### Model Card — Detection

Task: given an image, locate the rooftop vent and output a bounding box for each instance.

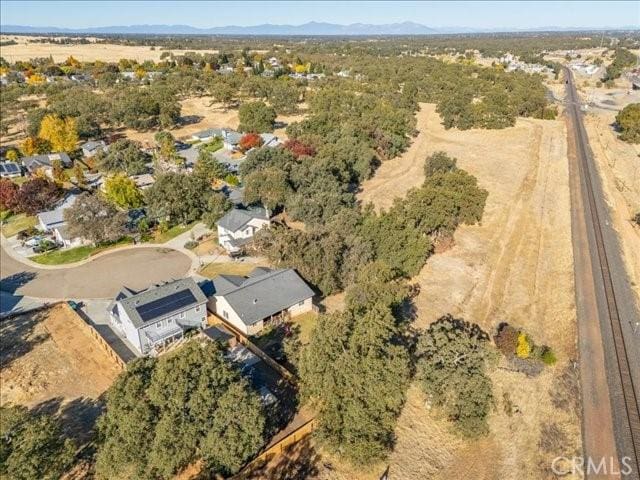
[253,298,258,304]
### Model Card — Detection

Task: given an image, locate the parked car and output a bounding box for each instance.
[33,239,59,254]
[24,236,45,247]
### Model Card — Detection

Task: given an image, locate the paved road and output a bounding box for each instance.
[566,68,640,479]
[1,246,191,299]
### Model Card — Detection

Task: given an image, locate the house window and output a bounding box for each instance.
[167,318,173,324]
[195,306,201,313]
[223,310,229,320]
[156,321,163,329]
[180,312,186,319]
[298,301,305,306]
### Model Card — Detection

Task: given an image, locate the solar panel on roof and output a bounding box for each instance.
[135,289,197,322]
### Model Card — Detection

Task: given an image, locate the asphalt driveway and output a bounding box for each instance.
[1,246,191,299]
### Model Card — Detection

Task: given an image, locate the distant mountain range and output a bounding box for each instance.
[1,21,638,36]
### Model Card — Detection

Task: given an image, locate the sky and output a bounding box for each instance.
[1,1,638,29]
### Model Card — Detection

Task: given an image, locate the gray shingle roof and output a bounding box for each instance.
[22,153,71,172]
[37,194,78,228]
[215,268,315,326]
[117,277,207,329]
[217,206,269,233]
[81,140,106,152]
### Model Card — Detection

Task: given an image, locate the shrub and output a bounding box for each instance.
[540,347,557,366]
[634,212,640,226]
[494,323,518,357]
[516,332,532,359]
[184,240,198,249]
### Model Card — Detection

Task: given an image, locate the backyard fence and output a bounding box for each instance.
[65,304,127,371]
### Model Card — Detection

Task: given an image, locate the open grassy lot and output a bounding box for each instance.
[199,260,267,278]
[293,311,318,345]
[1,213,37,238]
[152,223,197,244]
[31,238,133,265]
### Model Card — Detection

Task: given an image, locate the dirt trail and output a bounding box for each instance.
[358,105,580,479]
[357,104,430,210]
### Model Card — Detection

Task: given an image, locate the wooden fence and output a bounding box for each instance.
[206,309,296,384]
[230,417,318,479]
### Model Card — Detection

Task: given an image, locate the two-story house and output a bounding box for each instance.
[216,206,270,255]
[107,277,208,356]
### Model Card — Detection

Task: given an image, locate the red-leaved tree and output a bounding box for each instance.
[284,139,316,158]
[13,178,63,215]
[239,133,263,152]
[0,178,20,211]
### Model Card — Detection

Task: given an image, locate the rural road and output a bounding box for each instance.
[0,245,191,299]
[566,67,640,479]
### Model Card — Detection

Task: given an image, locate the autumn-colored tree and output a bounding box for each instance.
[238,133,263,152]
[73,162,86,187]
[38,115,79,153]
[26,73,46,85]
[51,159,69,184]
[284,139,316,158]
[516,333,532,359]
[135,66,146,80]
[5,150,19,162]
[12,178,62,215]
[20,137,51,156]
[0,178,19,211]
[103,173,144,209]
[64,55,81,68]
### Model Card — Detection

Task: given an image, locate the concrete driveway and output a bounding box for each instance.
[1,246,191,299]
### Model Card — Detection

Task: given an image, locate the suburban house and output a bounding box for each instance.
[0,162,22,178]
[81,140,107,157]
[22,152,72,176]
[36,194,84,247]
[108,277,208,356]
[191,128,243,151]
[216,206,270,254]
[209,267,315,335]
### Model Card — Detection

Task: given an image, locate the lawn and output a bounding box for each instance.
[152,222,197,244]
[199,138,223,153]
[31,238,133,265]
[1,213,37,238]
[293,311,319,345]
[199,261,261,278]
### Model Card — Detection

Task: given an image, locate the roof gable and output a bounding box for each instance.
[215,268,315,326]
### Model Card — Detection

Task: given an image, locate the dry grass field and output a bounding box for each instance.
[125,95,307,146]
[0,35,219,63]
[584,109,640,311]
[356,103,580,479]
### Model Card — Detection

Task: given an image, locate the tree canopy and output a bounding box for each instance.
[616,103,640,144]
[238,101,277,133]
[95,139,149,176]
[145,172,212,225]
[103,173,144,209]
[0,405,75,480]
[64,192,128,244]
[95,340,265,479]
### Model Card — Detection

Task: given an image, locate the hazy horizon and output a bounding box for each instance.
[1,1,638,31]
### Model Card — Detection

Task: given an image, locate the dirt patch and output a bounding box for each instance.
[583,110,640,310]
[0,304,120,406]
[357,104,578,479]
[0,304,121,441]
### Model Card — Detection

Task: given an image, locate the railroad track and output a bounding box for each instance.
[564,67,640,475]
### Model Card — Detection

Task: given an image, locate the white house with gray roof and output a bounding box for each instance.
[108,277,208,356]
[81,140,107,158]
[22,152,72,176]
[216,206,270,254]
[209,267,315,335]
[37,194,84,247]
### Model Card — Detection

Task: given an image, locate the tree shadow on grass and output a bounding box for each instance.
[0,308,49,370]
